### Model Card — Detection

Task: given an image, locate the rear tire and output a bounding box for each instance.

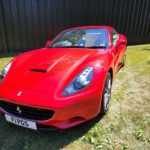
[122,49,127,67]
[100,72,112,115]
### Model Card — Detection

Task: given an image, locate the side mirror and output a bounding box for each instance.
[46,40,52,47]
[117,34,127,45]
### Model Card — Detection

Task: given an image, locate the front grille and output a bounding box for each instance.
[0,100,54,121]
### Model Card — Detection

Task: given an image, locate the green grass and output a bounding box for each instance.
[0,44,150,150]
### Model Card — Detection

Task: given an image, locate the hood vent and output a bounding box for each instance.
[29,68,47,73]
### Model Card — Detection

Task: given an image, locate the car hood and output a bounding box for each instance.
[3,47,106,92]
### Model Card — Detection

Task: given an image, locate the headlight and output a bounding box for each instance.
[0,61,12,82]
[62,66,94,96]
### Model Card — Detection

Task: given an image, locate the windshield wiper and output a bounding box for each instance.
[47,46,85,48]
[86,46,106,49]
[61,46,86,48]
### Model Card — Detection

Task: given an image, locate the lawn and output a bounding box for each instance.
[0,44,150,150]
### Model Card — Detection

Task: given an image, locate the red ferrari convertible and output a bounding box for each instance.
[0,26,127,130]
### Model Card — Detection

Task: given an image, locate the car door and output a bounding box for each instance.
[110,30,121,73]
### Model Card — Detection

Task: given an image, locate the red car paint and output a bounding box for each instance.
[0,26,127,129]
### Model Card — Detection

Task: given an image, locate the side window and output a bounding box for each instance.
[111,30,118,46]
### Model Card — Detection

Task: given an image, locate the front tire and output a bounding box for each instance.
[101,72,112,115]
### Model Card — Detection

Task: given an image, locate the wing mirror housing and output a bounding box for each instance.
[117,34,127,46]
[46,40,52,47]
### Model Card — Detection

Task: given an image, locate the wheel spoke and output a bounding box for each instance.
[108,79,111,89]
[104,76,111,111]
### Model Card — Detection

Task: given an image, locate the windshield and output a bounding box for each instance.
[48,28,108,48]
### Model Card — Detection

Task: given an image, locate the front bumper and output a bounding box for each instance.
[0,82,104,129]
